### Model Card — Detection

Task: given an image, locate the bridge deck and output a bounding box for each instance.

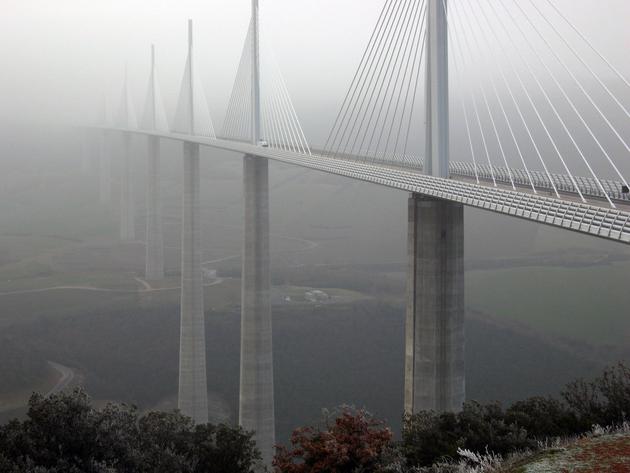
[104,128,630,245]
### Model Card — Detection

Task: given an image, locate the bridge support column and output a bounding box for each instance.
[99,131,111,204]
[404,194,465,414]
[81,130,94,176]
[178,142,208,424]
[145,136,164,280]
[120,133,135,241]
[240,155,275,467]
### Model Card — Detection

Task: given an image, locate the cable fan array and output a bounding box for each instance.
[324,0,429,167]
[447,0,630,207]
[171,21,216,138]
[323,0,630,207]
[221,16,310,155]
[141,46,169,133]
[111,1,630,208]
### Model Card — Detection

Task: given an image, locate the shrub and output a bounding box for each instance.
[562,363,630,429]
[273,408,393,473]
[402,402,533,468]
[401,411,460,467]
[0,388,260,473]
[459,402,532,455]
[505,397,579,439]
[593,363,630,426]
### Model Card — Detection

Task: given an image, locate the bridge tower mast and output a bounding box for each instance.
[251,0,261,145]
[240,0,276,467]
[405,0,465,414]
[425,0,449,178]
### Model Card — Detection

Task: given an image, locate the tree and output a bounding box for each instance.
[401,410,460,467]
[273,408,393,473]
[563,362,630,429]
[192,423,260,473]
[505,396,579,439]
[0,389,260,473]
[402,402,533,468]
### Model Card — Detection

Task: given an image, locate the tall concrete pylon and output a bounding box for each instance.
[179,141,208,424]
[142,45,169,280]
[174,20,215,424]
[116,66,138,241]
[405,0,465,414]
[97,96,112,205]
[119,133,135,241]
[80,130,94,177]
[239,0,276,467]
[404,194,465,413]
[98,132,112,205]
[145,134,164,280]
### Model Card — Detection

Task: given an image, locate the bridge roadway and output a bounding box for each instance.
[107,127,630,245]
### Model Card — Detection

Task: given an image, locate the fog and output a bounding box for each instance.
[1,0,629,136]
[1,0,630,444]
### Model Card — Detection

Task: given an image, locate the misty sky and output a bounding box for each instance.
[1,0,629,142]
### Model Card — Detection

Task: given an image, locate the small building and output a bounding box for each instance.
[305,290,330,303]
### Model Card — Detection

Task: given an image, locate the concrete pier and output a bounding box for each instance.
[178,142,208,424]
[239,155,275,466]
[81,130,95,176]
[99,131,111,204]
[120,133,135,241]
[145,136,164,280]
[404,194,465,414]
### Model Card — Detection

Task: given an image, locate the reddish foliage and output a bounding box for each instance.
[273,409,393,473]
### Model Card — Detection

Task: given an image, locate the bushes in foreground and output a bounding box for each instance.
[401,402,533,467]
[273,408,393,472]
[0,389,260,473]
[1,364,628,472]
[401,363,630,468]
[274,363,630,472]
[563,361,630,429]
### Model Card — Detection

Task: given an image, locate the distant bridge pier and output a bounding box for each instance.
[404,195,465,413]
[178,142,209,424]
[119,133,135,241]
[98,131,111,204]
[240,155,275,466]
[145,136,164,280]
[81,130,96,177]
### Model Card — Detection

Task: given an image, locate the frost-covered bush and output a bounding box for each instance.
[563,363,630,429]
[505,396,579,439]
[402,402,533,468]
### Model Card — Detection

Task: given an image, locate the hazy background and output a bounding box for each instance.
[1,0,629,134]
[1,0,630,444]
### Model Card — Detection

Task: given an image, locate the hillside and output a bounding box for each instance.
[507,430,630,472]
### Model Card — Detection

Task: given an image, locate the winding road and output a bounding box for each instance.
[46,361,76,396]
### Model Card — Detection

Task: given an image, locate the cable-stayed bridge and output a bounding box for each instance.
[83,0,630,466]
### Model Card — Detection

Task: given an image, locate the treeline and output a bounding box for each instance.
[0,390,260,473]
[274,363,630,471]
[1,364,628,472]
